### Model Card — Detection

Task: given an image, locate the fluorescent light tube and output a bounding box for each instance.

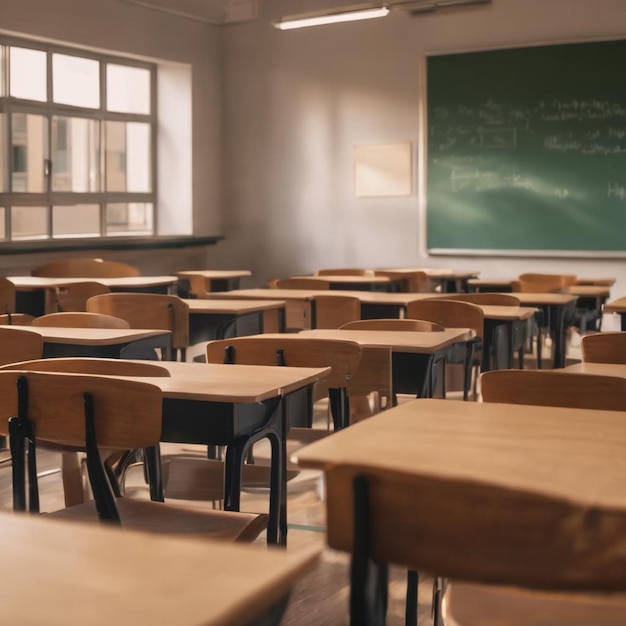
[274,6,390,30]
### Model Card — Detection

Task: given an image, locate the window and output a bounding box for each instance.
[0,37,156,240]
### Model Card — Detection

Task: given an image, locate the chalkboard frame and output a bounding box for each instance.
[426,38,626,257]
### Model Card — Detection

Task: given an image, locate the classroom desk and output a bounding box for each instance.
[379,268,480,293]
[177,269,252,295]
[297,328,472,399]
[294,398,626,621]
[291,274,399,292]
[129,360,329,545]
[499,293,578,368]
[8,275,178,316]
[184,299,286,343]
[564,362,626,378]
[601,299,626,330]
[3,325,172,360]
[0,512,319,626]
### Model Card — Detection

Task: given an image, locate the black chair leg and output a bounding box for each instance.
[405,569,418,626]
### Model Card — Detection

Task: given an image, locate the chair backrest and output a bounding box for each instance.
[0,277,16,314]
[513,273,577,293]
[0,357,170,377]
[316,269,373,276]
[184,274,210,298]
[406,299,484,339]
[54,282,110,312]
[273,278,330,289]
[313,295,361,329]
[206,336,362,388]
[86,293,189,349]
[0,328,43,366]
[435,293,521,306]
[32,312,130,329]
[340,318,445,332]
[481,369,626,411]
[31,258,139,278]
[581,332,626,364]
[0,371,162,444]
[373,271,429,293]
[0,313,35,326]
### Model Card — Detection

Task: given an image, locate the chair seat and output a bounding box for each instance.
[50,497,269,542]
[157,456,300,500]
[443,582,626,626]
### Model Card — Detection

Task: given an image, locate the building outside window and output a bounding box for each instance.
[0,37,156,241]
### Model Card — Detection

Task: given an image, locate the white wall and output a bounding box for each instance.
[218,0,626,298]
[1,0,221,237]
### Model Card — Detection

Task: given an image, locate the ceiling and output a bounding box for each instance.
[117,0,259,24]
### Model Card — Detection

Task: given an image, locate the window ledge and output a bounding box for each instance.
[0,235,223,255]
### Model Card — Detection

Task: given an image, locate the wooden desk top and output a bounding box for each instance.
[469,277,616,288]
[8,276,178,289]
[503,292,577,305]
[127,360,330,402]
[565,285,612,297]
[6,359,330,403]
[603,299,626,314]
[384,268,480,279]
[294,398,626,590]
[3,325,171,346]
[297,328,472,353]
[177,270,252,279]
[0,512,318,626]
[478,304,537,321]
[184,298,286,314]
[292,275,393,285]
[564,362,626,377]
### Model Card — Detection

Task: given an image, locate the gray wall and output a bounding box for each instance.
[218,0,626,298]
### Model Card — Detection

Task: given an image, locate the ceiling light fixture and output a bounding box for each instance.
[273,5,390,30]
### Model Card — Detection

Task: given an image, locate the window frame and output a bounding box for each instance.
[0,34,157,241]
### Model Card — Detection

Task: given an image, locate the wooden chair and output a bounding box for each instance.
[31,258,139,278]
[0,327,43,366]
[444,368,626,626]
[0,370,268,543]
[316,268,373,276]
[86,293,189,360]
[207,336,362,432]
[32,312,130,329]
[406,299,483,400]
[313,295,361,329]
[373,271,429,293]
[341,319,445,332]
[514,273,577,292]
[0,357,170,506]
[581,332,626,364]
[53,281,110,312]
[273,277,330,289]
[0,277,16,314]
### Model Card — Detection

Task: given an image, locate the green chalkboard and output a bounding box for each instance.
[427,40,626,253]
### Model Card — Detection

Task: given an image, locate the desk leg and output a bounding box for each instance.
[329,388,349,430]
[350,475,389,626]
[621,313,626,331]
[223,397,286,545]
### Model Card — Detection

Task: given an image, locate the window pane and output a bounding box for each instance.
[51,117,99,192]
[11,206,48,240]
[0,113,6,192]
[0,46,6,97]
[11,113,48,193]
[53,204,100,238]
[53,54,99,108]
[106,202,153,236]
[10,47,47,102]
[107,64,150,114]
[0,207,5,240]
[105,121,151,192]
